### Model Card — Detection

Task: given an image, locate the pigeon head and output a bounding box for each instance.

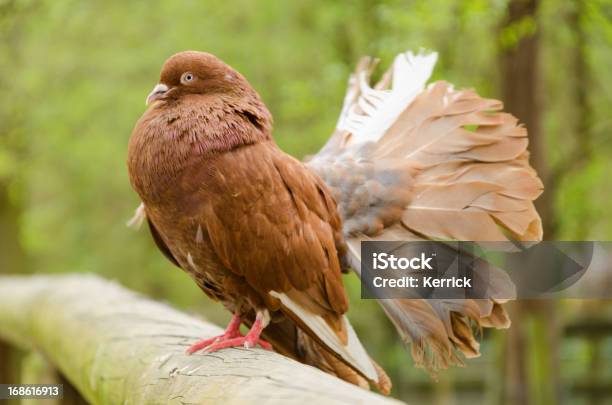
[146,51,256,106]
[131,51,273,172]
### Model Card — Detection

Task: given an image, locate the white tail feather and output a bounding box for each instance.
[269,290,378,382]
[127,202,146,229]
[338,50,438,144]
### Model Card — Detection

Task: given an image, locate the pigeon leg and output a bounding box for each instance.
[200,310,273,353]
[186,313,243,354]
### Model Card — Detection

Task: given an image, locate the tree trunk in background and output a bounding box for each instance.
[570,0,592,240]
[499,0,560,404]
[0,1,29,278]
[0,184,27,274]
[0,3,32,398]
[0,183,27,399]
[500,0,547,211]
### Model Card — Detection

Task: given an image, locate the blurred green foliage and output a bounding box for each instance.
[1,0,612,403]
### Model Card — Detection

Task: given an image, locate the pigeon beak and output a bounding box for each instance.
[146,83,169,106]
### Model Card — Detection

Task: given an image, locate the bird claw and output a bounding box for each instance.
[187,311,273,354]
[196,336,273,354]
[186,331,241,354]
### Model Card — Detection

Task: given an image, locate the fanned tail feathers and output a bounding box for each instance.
[310,50,542,373]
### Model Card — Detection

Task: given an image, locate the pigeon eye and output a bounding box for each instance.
[181,72,195,84]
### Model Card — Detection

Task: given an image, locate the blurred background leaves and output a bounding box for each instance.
[1,0,611,403]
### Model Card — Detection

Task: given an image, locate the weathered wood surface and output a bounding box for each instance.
[0,274,403,405]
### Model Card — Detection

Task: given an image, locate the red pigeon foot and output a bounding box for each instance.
[187,312,273,354]
[201,334,273,353]
[203,312,272,352]
[186,313,242,354]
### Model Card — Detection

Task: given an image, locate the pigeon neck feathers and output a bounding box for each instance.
[128,90,272,205]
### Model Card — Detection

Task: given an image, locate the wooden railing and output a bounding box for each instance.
[0,274,402,405]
